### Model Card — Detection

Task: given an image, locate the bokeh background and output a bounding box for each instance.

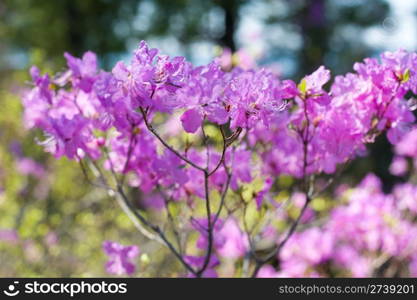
[0,0,416,276]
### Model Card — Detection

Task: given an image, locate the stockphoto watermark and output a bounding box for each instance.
[2,280,127,297]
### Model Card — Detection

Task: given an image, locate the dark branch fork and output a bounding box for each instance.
[251,99,313,277]
[137,106,241,276]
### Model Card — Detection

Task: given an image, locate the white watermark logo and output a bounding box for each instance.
[3,281,20,297]
[3,281,127,297]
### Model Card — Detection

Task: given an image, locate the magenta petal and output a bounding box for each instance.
[81,51,97,76]
[112,61,129,81]
[102,241,139,276]
[181,108,202,133]
[313,93,331,105]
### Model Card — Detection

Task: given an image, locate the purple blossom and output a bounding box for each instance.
[389,156,408,176]
[16,158,46,178]
[216,218,249,259]
[0,229,19,244]
[181,108,202,133]
[299,66,331,105]
[64,51,98,92]
[184,255,220,278]
[102,241,139,276]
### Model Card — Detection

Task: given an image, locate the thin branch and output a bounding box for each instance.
[213,160,231,226]
[207,125,227,176]
[251,195,311,277]
[120,131,136,186]
[251,100,313,277]
[139,107,206,172]
[84,153,197,276]
[196,124,239,276]
[196,121,213,277]
[196,169,212,277]
[158,185,183,254]
[116,185,197,275]
[138,108,242,277]
[78,158,111,190]
[201,123,210,169]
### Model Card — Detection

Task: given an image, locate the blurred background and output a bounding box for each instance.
[0,0,416,276]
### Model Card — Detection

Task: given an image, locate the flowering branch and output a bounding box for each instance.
[22,41,417,277]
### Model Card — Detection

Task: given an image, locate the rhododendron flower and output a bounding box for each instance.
[191,217,225,250]
[64,51,98,92]
[178,62,229,133]
[255,177,273,209]
[298,66,331,105]
[102,241,139,276]
[395,127,417,157]
[192,217,248,260]
[389,156,408,176]
[112,41,190,112]
[180,108,202,133]
[380,49,417,95]
[393,184,417,215]
[225,68,291,129]
[230,148,252,190]
[216,218,249,259]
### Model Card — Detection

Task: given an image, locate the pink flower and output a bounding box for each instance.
[0,229,19,245]
[16,158,46,178]
[389,156,408,176]
[300,66,331,105]
[102,241,139,276]
[64,51,98,92]
[395,127,417,157]
[216,218,249,259]
[181,108,202,133]
[257,265,279,278]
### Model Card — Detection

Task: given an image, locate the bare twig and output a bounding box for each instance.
[139,107,206,172]
[139,107,242,277]
[196,169,212,277]
[251,100,313,277]
[82,153,197,275]
[213,160,231,226]
[120,131,136,186]
[197,125,238,276]
[207,126,228,176]
[158,185,183,254]
[251,196,311,277]
[115,184,196,275]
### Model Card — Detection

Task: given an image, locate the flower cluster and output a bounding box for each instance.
[253,50,417,178]
[22,41,295,195]
[23,42,417,184]
[259,174,417,277]
[22,41,417,277]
